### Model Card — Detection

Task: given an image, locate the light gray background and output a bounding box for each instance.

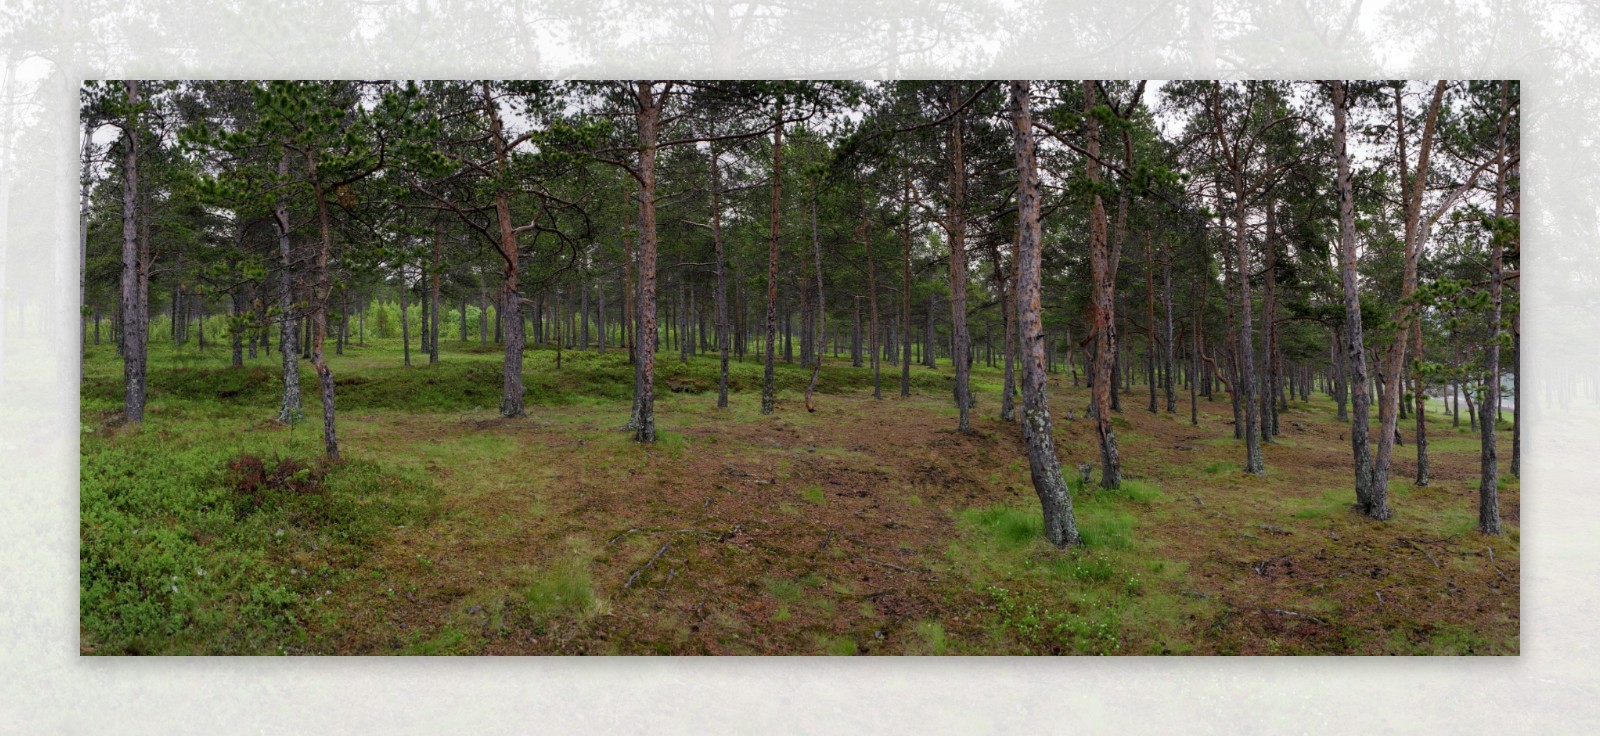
[3,0,1596,732]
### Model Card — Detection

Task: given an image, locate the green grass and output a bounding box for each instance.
[799,484,826,505]
[522,554,602,620]
[946,477,1201,655]
[816,634,858,655]
[1290,489,1352,519]
[910,620,949,655]
[958,506,1043,548]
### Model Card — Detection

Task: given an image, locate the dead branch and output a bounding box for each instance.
[624,542,672,589]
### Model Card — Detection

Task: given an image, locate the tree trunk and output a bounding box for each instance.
[1479,81,1512,536]
[80,122,92,367]
[307,158,341,460]
[1334,80,1383,518]
[761,102,783,416]
[400,265,412,367]
[273,151,302,424]
[1084,80,1121,489]
[865,210,882,401]
[804,188,826,412]
[1414,317,1429,486]
[712,147,730,409]
[989,228,1017,422]
[901,178,913,398]
[1376,81,1446,510]
[631,82,664,440]
[1163,243,1177,413]
[946,85,971,431]
[1010,80,1080,547]
[429,222,442,364]
[119,80,149,424]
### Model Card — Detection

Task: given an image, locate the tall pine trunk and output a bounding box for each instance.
[761,102,783,416]
[946,85,972,431]
[1334,80,1383,519]
[1084,80,1121,489]
[119,80,149,424]
[1010,80,1080,547]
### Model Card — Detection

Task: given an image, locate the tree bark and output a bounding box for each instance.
[712,146,730,409]
[1010,80,1080,547]
[900,178,913,398]
[946,84,972,431]
[1479,81,1512,536]
[1333,80,1383,518]
[1376,81,1446,508]
[119,80,149,424]
[429,221,442,364]
[632,82,662,440]
[273,151,303,424]
[761,100,783,416]
[1084,80,1121,488]
[804,187,826,412]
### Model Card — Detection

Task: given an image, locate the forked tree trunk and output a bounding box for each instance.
[1376,81,1446,509]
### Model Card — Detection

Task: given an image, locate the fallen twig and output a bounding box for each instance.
[1487,547,1510,582]
[609,527,717,546]
[607,528,641,546]
[1407,539,1441,569]
[1262,608,1328,626]
[1255,524,1291,535]
[813,530,834,558]
[862,557,915,574]
[624,542,672,589]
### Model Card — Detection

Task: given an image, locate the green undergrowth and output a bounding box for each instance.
[79,421,441,654]
[81,340,977,416]
[948,477,1201,654]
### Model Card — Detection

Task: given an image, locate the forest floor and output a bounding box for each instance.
[79,337,1519,655]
